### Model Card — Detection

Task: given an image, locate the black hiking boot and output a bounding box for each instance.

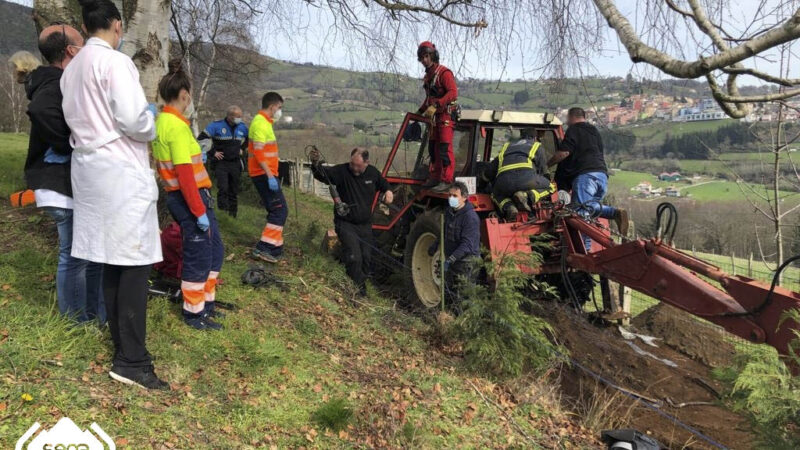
[204,302,225,319]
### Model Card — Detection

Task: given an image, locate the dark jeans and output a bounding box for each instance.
[42,206,105,323]
[571,171,616,251]
[165,190,224,282]
[446,258,479,310]
[215,160,241,216]
[103,264,153,368]
[335,220,373,287]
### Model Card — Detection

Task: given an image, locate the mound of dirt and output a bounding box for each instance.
[540,303,758,450]
[632,304,737,368]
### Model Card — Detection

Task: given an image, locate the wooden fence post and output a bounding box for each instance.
[748,253,753,277]
[730,252,736,276]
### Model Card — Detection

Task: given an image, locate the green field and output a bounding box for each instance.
[608,169,800,205]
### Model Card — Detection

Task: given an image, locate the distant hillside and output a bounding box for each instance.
[0,0,775,142]
[0,0,37,56]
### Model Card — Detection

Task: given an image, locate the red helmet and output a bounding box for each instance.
[417,41,438,60]
[419,41,436,50]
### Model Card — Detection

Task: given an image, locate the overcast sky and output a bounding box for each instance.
[10,0,792,83]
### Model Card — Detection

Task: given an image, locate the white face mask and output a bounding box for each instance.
[273,108,282,121]
[232,117,243,125]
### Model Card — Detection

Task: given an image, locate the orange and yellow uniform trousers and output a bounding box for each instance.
[248,111,287,257]
[153,106,224,314]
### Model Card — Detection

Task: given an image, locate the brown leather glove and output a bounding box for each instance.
[423,105,437,119]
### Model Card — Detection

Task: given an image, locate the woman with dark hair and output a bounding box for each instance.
[61,0,167,389]
[152,60,225,331]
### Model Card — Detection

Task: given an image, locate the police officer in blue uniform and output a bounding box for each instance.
[198,106,248,217]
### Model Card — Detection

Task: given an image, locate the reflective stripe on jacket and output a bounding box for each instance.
[497,140,541,175]
[152,106,212,192]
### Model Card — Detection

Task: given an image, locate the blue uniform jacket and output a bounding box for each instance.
[198,119,248,161]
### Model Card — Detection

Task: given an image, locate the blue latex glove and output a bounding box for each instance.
[268,176,280,191]
[202,151,208,163]
[147,103,158,118]
[43,147,70,164]
[197,213,210,232]
[443,260,451,273]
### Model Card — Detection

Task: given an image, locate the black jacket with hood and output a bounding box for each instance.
[24,65,72,197]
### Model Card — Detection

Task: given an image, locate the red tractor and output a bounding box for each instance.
[370,109,800,366]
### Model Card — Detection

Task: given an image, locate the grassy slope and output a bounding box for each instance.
[0,133,594,448]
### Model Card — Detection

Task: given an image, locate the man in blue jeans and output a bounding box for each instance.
[549,107,629,252]
[23,24,104,323]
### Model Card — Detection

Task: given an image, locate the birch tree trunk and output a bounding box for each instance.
[32,0,170,102]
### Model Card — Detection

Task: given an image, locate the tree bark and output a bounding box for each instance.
[774,106,785,285]
[32,0,169,102]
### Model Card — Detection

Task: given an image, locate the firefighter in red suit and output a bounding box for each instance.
[416,41,458,192]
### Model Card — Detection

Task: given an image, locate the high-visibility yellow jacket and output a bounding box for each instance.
[248,111,279,177]
[153,105,211,192]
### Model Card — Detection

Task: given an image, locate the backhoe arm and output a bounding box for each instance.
[562,216,800,363]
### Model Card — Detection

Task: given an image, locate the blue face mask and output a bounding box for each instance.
[115,37,124,52]
[448,196,459,208]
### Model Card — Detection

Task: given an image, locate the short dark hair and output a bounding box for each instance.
[38,26,72,65]
[350,147,369,161]
[262,92,283,109]
[450,181,469,198]
[78,0,121,34]
[158,59,191,103]
[567,107,586,119]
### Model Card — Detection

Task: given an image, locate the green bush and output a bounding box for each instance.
[455,251,562,378]
[718,309,800,445]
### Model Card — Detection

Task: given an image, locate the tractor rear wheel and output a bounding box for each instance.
[404,210,444,309]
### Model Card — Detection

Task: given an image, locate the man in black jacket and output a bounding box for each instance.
[549,107,628,251]
[24,24,104,324]
[309,148,394,296]
[429,181,481,306]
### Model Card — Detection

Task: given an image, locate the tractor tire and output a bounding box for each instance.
[541,272,593,306]
[404,209,445,309]
[372,229,399,284]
